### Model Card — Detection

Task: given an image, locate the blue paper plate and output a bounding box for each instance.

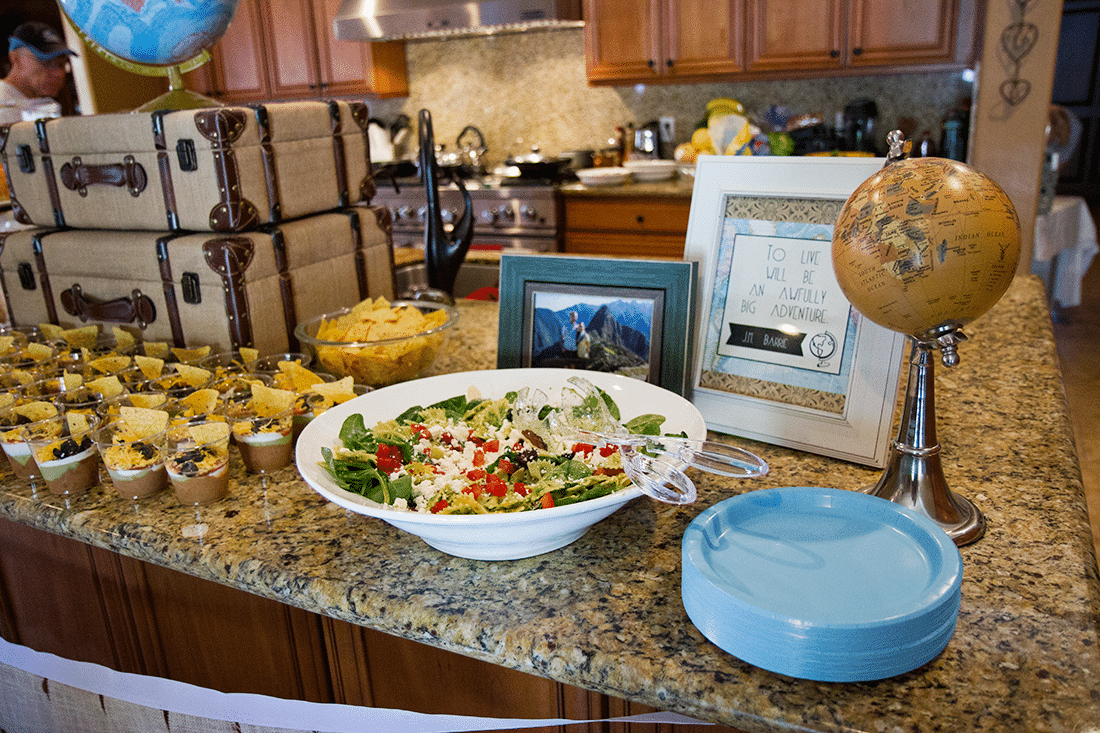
[682,487,963,682]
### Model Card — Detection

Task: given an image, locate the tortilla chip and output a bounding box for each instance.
[277,361,325,392]
[172,345,210,363]
[0,336,14,354]
[111,327,137,350]
[0,394,15,410]
[134,355,164,380]
[250,383,297,417]
[178,388,218,416]
[129,393,168,409]
[90,355,130,374]
[309,376,357,404]
[60,372,83,390]
[15,401,57,422]
[62,325,99,348]
[142,341,170,359]
[120,406,169,439]
[239,347,259,365]
[87,375,125,399]
[173,363,212,387]
[65,412,92,435]
[38,323,64,340]
[190,421,230,445]
[24,342,53,362]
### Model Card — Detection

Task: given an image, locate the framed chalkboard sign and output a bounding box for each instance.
[684,156,907,467]
[497,254,698,397]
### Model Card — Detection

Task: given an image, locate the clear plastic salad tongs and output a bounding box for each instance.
[512,377,769,505]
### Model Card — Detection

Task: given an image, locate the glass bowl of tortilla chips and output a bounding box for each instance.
[294,298,458,388]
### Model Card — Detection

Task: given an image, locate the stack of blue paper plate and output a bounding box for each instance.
[681,487,963,682]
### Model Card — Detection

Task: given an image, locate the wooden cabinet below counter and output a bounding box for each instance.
[563,194,692,259]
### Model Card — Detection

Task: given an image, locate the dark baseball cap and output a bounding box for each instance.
[9,21,78,61]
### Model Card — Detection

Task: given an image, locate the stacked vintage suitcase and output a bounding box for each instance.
[0,100,396,355]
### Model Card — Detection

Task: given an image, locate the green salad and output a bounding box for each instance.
[320,386,667,514]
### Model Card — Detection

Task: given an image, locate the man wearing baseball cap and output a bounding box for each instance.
[1,21,78,125]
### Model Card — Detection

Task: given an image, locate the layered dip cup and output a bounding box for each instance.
[95,419,169,501]
[165,420,232,505]
[22,413,102,496]
[227,405,295,475]
[0,400,58,485]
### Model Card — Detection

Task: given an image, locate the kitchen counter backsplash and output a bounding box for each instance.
[367,28,973,167]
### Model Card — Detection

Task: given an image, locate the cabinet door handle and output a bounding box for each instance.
[647,59,655,68]
[852,47,863,56]
[636,215,645,224]
[830,49,839,58]
[666,58,673,68]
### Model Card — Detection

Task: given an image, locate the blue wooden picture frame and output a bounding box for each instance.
[497,254,699,397]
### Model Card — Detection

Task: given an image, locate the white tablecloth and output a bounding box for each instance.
[1031,195,1098,308]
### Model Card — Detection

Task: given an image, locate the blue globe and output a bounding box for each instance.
[60,0,239,67]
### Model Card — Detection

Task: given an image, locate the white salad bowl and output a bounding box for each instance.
[295,368,707,560]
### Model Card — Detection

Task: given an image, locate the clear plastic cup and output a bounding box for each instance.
[22,413,102,496]
[164,420,231,505]
[95,421,168,501]
[226,406,294,476]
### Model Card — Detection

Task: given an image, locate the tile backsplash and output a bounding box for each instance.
[367,28,973,165]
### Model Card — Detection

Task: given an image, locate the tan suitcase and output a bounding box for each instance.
[0,206,395,355]
[0,100,376,232]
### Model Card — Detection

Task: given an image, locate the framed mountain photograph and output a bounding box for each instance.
[497,254,698,396]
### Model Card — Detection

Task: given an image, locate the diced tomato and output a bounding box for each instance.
[375,443,404,473]
[485,474,507,497]
[482,439,500,453]
[440,431,455,447]
[571,443,595,455]
[411,423,431,441]
[463,482,484,498]
[465,468,486,481]
[430,499,448,513]
[472,448,486,467]
[540,493,555,509]
[599,445,618,458]
[514,482,528,496]
[498,458,516,475]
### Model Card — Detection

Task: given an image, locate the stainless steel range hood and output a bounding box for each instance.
[333,0,583,42]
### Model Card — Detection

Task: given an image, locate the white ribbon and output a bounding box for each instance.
[0,635,711,731]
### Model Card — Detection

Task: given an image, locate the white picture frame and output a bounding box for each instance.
[684,156,907,467]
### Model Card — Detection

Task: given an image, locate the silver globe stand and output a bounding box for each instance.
[863,328,985,546]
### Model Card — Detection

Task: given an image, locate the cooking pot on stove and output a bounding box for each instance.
[506,145,571,179]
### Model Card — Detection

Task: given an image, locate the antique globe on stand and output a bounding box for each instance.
[58,0,240,111]
[831,132,1021,545]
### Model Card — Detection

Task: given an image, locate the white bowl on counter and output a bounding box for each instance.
[624,159,679,181]
[575,167,632,186]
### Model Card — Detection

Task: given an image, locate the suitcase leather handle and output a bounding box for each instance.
[60,284,156,329]
[59,156,148,197]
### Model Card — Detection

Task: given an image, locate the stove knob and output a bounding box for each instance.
[479,209,498,224]
[416,206,427,223]
[441,208,457,224]
[396,205,414,222]
[498,205,516,222]
[520,205,539,222]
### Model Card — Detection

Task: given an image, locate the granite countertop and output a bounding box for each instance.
[1,276,1097,732]
[559,176,695,198]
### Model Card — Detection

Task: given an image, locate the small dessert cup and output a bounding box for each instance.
[22,413,102,497]
[165,420,232,505]
[226,406,294,478]
[52,387,105,416]
[0,404,48,484]
[247,352,313,381]
[198,350,258,379]
[95,421,169,501]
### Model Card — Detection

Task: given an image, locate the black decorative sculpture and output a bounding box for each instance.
[418,109,473,296]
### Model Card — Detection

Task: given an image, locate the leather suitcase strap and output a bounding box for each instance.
[203,236,255,349]
[58,156,147,198]
[0,232,13,325]
[251,106,282,223]
[341,208,369,300]
[194,109,260,232]
[327,101,350,208]
[60,284,156,328]
[263,226,299,351]
[33,120,65,228]
[156,234,189,346]
[345,101,376,204]
[152,110,182,231]
[30,232,58,323]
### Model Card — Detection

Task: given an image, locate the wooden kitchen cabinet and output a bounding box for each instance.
[563,195,692,258]
[585,0,976,84]
[746,0,964,73]
[584,0,743,84]
[186,0,408,103]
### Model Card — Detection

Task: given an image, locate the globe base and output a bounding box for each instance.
[135,88,223,113]
[861,335,985,546]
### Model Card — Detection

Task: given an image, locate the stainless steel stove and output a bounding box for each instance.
[373,178,560,297]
